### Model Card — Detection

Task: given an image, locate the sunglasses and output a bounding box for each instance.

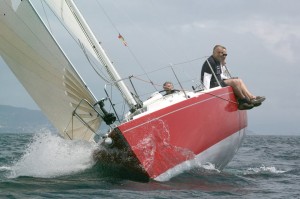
[222,54,228,56]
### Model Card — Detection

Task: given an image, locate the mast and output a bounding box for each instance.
[64,0,138,110]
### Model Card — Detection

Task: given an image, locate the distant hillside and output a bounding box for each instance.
[0,105,54,133]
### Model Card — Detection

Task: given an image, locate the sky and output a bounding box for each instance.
[1,0,300,135]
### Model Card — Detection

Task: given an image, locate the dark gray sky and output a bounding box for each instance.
[1,0,299,135]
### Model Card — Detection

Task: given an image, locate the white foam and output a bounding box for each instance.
[0,166,12,171]
[245,165,286,175]
[155,159,220,182]
[8,132,97,178]
[201,162,221,172]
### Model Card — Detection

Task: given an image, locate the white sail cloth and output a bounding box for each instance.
[0,0,101,141]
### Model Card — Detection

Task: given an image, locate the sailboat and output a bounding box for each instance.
[0,0,247,181]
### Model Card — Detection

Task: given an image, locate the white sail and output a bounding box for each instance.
[44,0,139,110]
[44,0,100,66]
[0,0,101,141]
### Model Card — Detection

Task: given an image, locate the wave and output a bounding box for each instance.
[244,165,287,175]
[7,131,97,178]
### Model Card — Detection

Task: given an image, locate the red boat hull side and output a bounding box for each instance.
[115,87,247,179]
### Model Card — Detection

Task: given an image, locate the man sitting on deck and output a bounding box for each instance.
[201,45,265,110]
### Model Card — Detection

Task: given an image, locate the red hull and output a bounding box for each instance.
[94,87,247,180]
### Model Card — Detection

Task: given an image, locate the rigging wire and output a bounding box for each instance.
[128,55,206,94]
[94,0,158,90]
[39,0,52,33]
[86,1,206,93]
[133,56,207,78]
[148,1,197,69]
[78,41,111,83]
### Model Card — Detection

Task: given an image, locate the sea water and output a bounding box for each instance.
[0,132,299,198]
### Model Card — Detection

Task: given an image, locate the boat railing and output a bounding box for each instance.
[72,99,102,134]
[99,57,210,123]
[72,56,223,131]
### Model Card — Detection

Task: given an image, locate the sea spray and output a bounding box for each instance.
[9,131,97,178]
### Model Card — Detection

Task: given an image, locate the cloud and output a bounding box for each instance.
[235,17,300,63]
[176,14,300,65]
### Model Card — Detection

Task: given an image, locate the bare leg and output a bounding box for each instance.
[224,78,265,109]
[239,79,255,100]
[223,79,245,99]
[224,78,255,100]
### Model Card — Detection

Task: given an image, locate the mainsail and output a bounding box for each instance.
[0,0,101,141]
